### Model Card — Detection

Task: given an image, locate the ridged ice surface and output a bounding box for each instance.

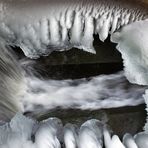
[64,124,78,148]
[0,0,147,58]
[0,113,148,148]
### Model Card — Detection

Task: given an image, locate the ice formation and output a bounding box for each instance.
[103,129,125,148]
[35,117,63,148]
[123,134,138,148]
[78,120,104,148]
[0,113,36,148]
[0,0,148,148]
[0,0,147,58]
[111,20,148,85]
[64,124,78,148]
[1,113,148,148]
[0,113,63,148]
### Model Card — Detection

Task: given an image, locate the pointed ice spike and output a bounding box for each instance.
[99,15,111,42]
[81,16,94,52]
[78,119,103,148]
[70,12,83,45]
[123,133,138,148]
[64,124,78,148]
[134,132,148,148]
[111,15,119,33]
[111,135,126,148]
[103,128,125,148]
[49,17,61,44]
[35,117,63,148]
[103,128,112,148]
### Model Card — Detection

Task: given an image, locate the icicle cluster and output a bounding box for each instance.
[0,113,148,148]
[0,1,146,58]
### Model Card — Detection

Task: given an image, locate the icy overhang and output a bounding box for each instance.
[0,0,147,58]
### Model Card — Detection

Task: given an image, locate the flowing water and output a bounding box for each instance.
[21,71,146,114]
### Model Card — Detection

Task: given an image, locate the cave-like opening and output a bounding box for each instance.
[9,34,147,138]
[11,35,123,79]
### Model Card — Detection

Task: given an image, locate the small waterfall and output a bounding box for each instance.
[0,43,24,121]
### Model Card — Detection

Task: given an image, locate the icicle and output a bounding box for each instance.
[124,13,131,25]
[95,15,104,36]
[81,16,96,54]
[111,19,148,85]
[66,10,74,29]
[49,17,61,44]
[70,11,83,46]
[78,119,103,148]
[103,128,125,148]
[103,128,112,148]
[111,135,125,148]
[35,118,63,148]
[95,18,100,34]
[99,14,111,42]
[123,133,138,148]
[60,12,68,43]
[40,18,50,45]
[111,15,119,33]
[32,22,43,50]
[134,132,148,148]
[64,124,78,148]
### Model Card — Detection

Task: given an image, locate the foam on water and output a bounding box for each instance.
[20,71,146,113]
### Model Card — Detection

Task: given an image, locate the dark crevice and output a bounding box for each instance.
[11,35,123,79]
